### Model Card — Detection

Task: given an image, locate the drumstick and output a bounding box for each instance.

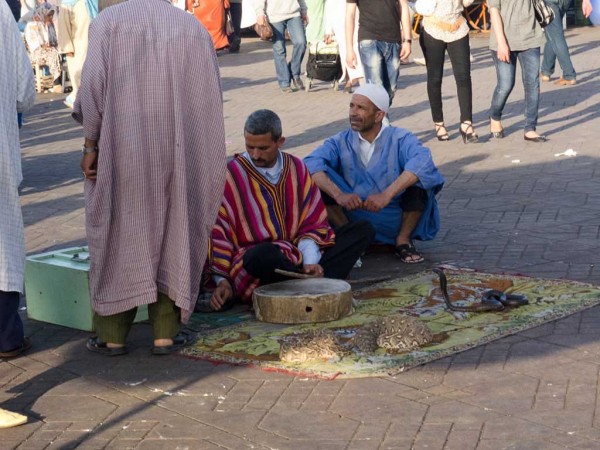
[274,268,315,279]
[274,269,390,285]
[346,275,392,285]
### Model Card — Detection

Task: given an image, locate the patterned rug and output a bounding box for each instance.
[182,269,600,379]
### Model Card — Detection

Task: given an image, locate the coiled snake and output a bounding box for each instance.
[433,268,528,312]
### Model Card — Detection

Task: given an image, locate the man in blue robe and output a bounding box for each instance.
[304,84,444,263]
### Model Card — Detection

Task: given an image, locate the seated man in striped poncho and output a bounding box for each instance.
[203,110,375,312]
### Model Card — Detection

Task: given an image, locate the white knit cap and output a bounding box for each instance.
[353,83,390,113]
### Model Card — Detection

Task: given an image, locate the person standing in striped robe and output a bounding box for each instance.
[73,0,226,356]
[205,110,374,312]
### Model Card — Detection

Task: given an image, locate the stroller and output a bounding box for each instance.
[305,41,343,91]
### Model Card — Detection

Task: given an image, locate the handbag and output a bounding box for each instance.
[532,0,555,27]
[423,15,465,33]
[414,0,436,17]
[225,11,234,36]
[254,22,273,41]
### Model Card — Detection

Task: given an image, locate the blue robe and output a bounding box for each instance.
[304,127,445,245]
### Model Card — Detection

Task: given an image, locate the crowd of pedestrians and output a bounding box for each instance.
[257,0,593,142]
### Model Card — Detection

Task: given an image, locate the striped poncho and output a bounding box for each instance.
[209,153,335,302]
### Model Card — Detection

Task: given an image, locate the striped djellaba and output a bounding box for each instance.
[209,154,335,301]
[72,0,226,322]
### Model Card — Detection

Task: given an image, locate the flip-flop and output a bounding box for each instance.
[86,336,128,356]
[151,330,196,356]
[394,243,425,264]
[0,337,32,359]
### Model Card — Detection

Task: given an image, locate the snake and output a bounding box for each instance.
[433,268,528,312]
[279,315,435,361]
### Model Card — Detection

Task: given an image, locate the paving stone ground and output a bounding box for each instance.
[2,26,600,449]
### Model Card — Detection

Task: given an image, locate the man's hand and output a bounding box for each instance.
[400,41,411,60]
[497,41,510,63]
[301,11,309,25]
[346,49,357,69]
[257,14,267,26]
[363,191,392,212]
[80,151,98,180]
[336,192,363,210]
[302,264,324,277]
[210,279,233,311]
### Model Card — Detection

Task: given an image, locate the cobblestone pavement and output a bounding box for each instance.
[2,27,600,449]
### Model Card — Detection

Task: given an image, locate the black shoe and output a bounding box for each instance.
[229,36,241,53]
[86,336,128,356]
[460,122,479,144]
[292,77,305,91]
[151,330,196,355]
[0,337,32,359]
[524,134,548,142]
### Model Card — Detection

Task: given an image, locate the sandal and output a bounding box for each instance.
[394,243,425,264]
[434,123,449,141]
[0,337,31,359]
[151,329,196,356]
[460,122,479,144]
[86,336,128,356]
[489,118,504,139]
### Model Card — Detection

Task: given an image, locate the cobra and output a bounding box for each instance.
[433,268,528,313]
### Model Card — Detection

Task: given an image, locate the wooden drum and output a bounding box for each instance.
[252,278,353,324]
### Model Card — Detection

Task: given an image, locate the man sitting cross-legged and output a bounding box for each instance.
[203,110,375,312]
[304,84,444,264]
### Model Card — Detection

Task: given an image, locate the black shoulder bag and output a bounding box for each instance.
[532,0,555,28]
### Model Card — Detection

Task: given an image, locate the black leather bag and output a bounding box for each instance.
[306,42,342,82]
[532,0,555,28]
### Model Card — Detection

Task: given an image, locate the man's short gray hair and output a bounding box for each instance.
[244,109,282,141]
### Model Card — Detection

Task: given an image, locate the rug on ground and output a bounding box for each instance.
[182,269,600,379]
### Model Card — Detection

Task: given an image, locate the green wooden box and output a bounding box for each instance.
[25,247,148,331]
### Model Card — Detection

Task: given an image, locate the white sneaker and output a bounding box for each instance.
[413,57,426,66]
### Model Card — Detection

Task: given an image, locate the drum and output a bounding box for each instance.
[252,278,353,324]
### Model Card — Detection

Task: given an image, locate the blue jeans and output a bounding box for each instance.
[541,1,576,80]
[0,291,24,352]
[358,40,400,103]
[490,48,541,133]
[271,16,307,88]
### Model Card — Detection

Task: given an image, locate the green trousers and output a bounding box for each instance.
[93,293,181,344]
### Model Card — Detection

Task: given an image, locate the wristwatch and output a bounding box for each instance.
[402,38,412,44]
[81,145,98,154]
